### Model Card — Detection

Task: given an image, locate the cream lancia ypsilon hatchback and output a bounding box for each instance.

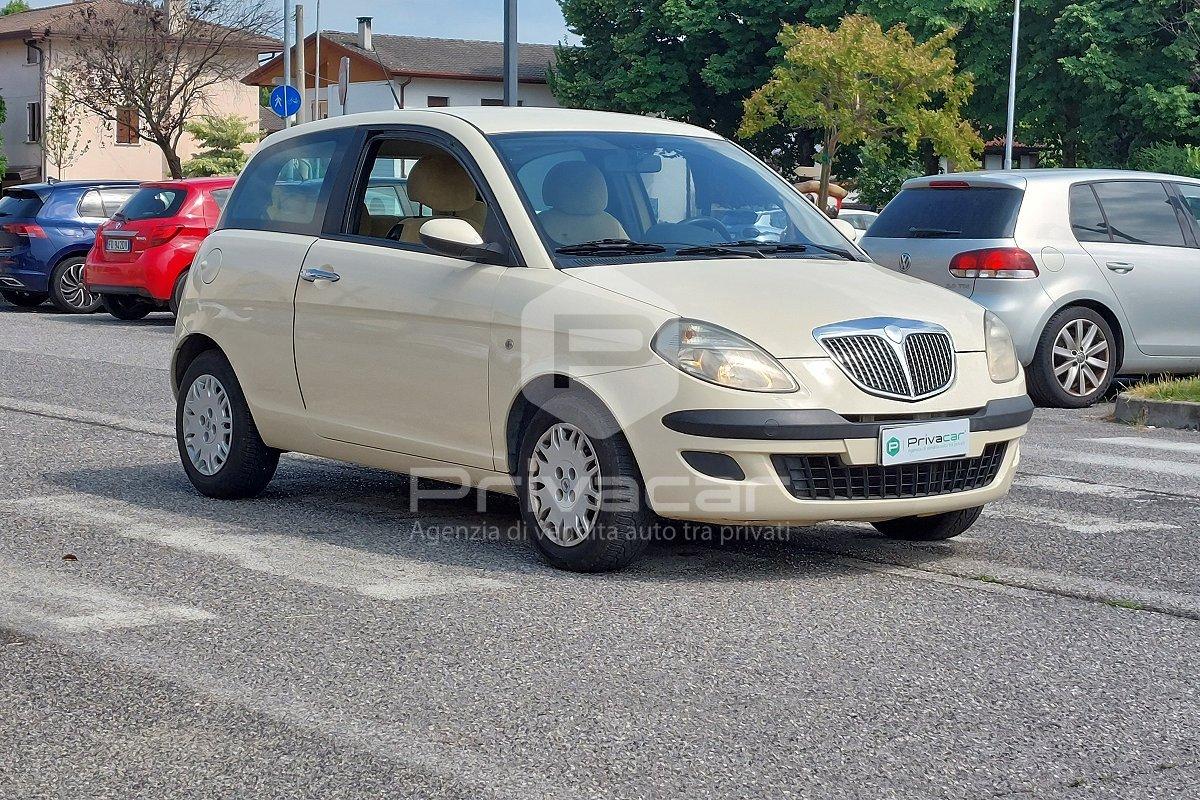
[172,108,1033,572]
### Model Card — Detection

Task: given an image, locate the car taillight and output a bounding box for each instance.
[146,224,182,247]
[2,222,47,238]
[949,247,1039,279]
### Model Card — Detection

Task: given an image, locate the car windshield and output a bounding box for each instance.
[116,187,188,221]
[489,131,862,264]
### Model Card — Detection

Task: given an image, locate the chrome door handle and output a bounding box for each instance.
[1105,261,1134,273]
[300,267,340,283]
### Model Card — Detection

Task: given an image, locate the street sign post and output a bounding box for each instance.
[338,56,350,114]
[270,84,303,119]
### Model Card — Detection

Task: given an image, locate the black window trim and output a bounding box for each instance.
[1167,180,1200,245]
[320,124,526,267]
[1073,178,1198,249]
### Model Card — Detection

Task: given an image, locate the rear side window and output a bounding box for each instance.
[0,190,44,219]
[118,188,187,220]
[77,189,107,218]
[1091,181,1186,247]
[1069,184,1110,242]
[868,187,1024,239]
[221,129,352,235]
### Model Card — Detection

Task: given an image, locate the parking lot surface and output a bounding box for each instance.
[1,305,1198,799]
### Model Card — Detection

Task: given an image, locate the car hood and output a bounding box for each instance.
[566,258,987,358]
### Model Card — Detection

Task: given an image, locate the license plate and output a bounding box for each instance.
[105,238,131,252]
[880,418,970,466]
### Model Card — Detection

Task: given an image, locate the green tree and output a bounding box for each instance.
[181,115,257,176]
[854,141,922,208]
[1127,142,1200,178]
[43,72,91,179]
[1,1,30,15]
[740,15,981,211]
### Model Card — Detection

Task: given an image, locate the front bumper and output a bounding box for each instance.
[584,359,1030,525]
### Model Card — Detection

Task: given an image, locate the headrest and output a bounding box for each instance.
[543,162,608,215]
[407,154,477,212]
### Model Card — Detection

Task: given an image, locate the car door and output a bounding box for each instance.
[1077,180,1200,356]
[292,131,508,468]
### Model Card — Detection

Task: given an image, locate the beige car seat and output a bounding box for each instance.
[538,162,627,245]
[395,154,487,243]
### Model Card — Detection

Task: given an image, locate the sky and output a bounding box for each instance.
[31,0,573,45]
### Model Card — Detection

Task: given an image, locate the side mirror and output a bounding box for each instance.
[830,218,857,242]
[418,218,504,263]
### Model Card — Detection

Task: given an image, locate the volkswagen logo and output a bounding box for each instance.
[898,253,911,272]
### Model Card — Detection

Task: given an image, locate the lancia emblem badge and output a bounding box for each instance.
[884,325,906,343]
[898,253,911,272]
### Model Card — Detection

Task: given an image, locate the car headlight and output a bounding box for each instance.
[984,310,1020,383]
[652,319,799,392]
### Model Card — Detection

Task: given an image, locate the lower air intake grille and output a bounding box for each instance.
[773,443,1007,501]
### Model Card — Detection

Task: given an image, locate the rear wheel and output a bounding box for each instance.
[873,506,983,541]
[176,350,279,498]
[1027,306,1116,408]
[517,394,653,572]
[0,290,47,308]
[49,257,101,313]
[102,295,155,320]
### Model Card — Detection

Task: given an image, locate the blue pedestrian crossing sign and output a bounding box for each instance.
[269,85,302,118]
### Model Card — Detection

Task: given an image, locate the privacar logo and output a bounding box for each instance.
[886,437,901,457]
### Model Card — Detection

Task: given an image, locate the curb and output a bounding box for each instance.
[1114,393,1200,431]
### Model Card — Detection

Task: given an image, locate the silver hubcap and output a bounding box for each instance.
[527,423,602,547]
[182,375,233,476]
[60,261,93,309]
[1052,318,1110,397]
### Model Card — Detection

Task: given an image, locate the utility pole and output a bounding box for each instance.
[313,0,321,120]
[282,0,292,128]
[294,4,306,124]
[502,0,518,106]
[1003,0,1020,170]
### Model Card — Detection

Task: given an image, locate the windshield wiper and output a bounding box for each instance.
[555,238,667,255]
[908,227,961,238]
[677,240,856,261]
[673,242,769,258]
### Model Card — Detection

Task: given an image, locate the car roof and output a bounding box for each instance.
[262,107,723,145]
[18,180,141,192]
[139,177,237,189]
[903,168,1200,191]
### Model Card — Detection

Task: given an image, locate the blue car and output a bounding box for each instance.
[0,180,139,312]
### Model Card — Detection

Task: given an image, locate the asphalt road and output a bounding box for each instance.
[1,303,1198,800]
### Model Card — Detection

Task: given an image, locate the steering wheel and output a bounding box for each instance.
[680,215,732,241]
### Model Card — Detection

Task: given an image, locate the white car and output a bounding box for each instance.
[838,209,879,241]
[172,108,1032,572]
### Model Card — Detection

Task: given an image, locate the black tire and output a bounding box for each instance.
[176,350,280,499]
[170,270,188,315]
[0,289,47,308]
[516,393,654,572]
[1027,306,1117,408]
[873,505,983,541]
[102,295,155,321]
[48,256,101,313]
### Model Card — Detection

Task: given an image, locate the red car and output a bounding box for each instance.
[85,177,234,319]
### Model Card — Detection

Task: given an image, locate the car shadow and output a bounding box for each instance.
[53,312,176,329]
[37,454,954,584]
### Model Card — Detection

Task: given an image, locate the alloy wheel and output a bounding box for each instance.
[182,374,234,476]
[527,423,602,547]
[1052,318,1110,397]
[59,260,95,310]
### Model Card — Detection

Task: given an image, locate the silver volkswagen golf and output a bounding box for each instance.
[861,170,1200,407]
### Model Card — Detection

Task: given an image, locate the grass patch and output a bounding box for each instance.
[1103,598,1147,611]
[1125,376,1200,403]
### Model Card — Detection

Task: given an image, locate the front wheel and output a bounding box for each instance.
[170,270,189,315]
[0,289,48,308]
[49,257,101,313]
[177,350,279,498]
[1027,307,1116,408]
[517,395,653,572]
[102,295,155,320]
[872,506,983,541]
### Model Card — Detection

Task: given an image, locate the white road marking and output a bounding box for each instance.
[1027,448,1200,480]
[0,560,214,633]
[7,494,515,602]
[1086,436,1200,456]
[988,501,1179,534]
[1014,474,1155,501]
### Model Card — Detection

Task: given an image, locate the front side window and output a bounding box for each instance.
[1091,181,1186,247]
[117,188,187,220]
[1173,183,1200,229]
[346,137,489,248]
[116,107,139,144]
[1069,184,1110,242]
[491,131,861,264]
[221,129,351,235]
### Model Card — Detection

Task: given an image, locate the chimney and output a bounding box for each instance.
[357,16,372,50]
[164,0,187,33]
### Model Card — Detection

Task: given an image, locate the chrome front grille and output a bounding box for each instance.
[814,318,956,401]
